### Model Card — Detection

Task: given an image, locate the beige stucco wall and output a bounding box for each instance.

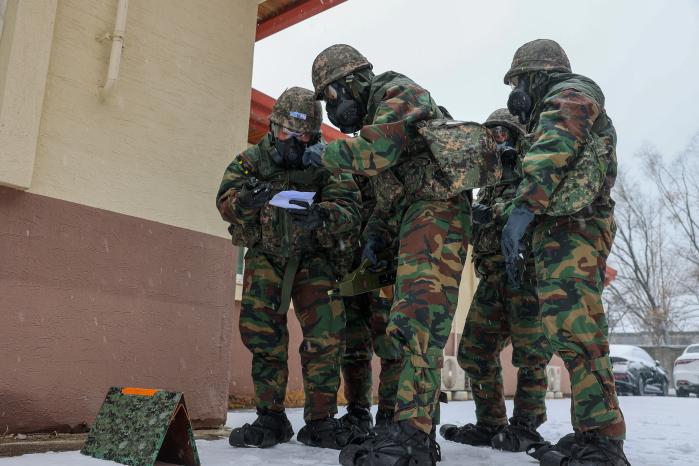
[0,0,57,190]
[1,0,258,237]
[0,0,6,34]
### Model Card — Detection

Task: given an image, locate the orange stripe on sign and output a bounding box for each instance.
[122,387,159,397]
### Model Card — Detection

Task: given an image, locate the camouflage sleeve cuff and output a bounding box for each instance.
[217,189,258,225]
[512,194,542,215]
[497,198,539,222]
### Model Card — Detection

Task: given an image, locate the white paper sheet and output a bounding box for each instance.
[268,190,316,210]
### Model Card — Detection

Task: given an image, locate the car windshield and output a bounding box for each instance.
[635,348,655,365]
[687,345,699,354]
[610,345,636,359]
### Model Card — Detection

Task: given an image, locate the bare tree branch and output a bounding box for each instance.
[606,174,699,344]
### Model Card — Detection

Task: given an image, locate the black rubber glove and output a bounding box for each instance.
[361,235,387,270]
[302,142,326,168]
[472,203,493,225]
[288,200,327,230]
[237,179,273,210]
[501,206,535,287]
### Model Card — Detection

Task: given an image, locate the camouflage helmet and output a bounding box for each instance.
[484,108,525,136]
[311,44,372,99]
[504,39,571,84]
[269,87,322,134]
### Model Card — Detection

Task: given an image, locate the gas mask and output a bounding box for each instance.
[272,137,306,168]
[270,124,318,168]
[507,75,532,125]
[324,81,365,134]
[489,125,518,169]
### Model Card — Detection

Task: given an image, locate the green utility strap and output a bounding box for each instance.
[278,255,301,315]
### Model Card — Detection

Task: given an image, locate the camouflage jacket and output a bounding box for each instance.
[353,174,376,231]
[514,73,617,217]
[322,71,449,241]
[351,174,400,261]
[216,134,361,266]
[473,157,532,275]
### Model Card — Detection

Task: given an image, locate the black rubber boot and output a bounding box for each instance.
[555,433,577,456]
[297,417,362,450]
[373,408,394,435]
[228,409,293,448]
[567,433,630,466]
[491,416,545,452]
[528,432,577,461]
[439,422,504,447]
[340,404,374,436]
[339,421,436,466]
[531,432,630,466]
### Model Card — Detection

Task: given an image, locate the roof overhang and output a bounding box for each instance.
[249,0,348,143]
[256,0,347,41]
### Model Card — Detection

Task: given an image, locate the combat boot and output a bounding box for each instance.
[228,409,293,448]
[340,404,374,436]
[528,432,577,460]
[554,432,577,457]
[339,421,436,466]
[373,408,394,435]
[439,422,504,447]
[297,417,362,450]
[491,416,545,452]
[531,432,630,466]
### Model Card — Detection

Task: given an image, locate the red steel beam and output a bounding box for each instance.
[256,0,348,42]
[249,89,275,128]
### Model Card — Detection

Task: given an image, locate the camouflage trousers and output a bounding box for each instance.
[239,250,345,422]
[457,258,552,427]
[342,290,402,412]
[388,198,470,434]
[532,213,625,439]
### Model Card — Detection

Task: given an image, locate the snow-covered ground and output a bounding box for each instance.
[1,397,696,465]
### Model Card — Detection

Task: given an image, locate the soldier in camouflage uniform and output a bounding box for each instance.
[305,44,470,466]
[216,87,363,450]
[499,40,629,465]
[340,175,402,436]
[440,109,553,453]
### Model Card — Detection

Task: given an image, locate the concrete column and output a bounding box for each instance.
[0,0,58,189]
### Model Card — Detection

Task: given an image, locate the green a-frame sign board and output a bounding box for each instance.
[81,387,200,466]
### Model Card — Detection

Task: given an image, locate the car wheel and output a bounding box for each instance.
[659,381,668,396]
[677,388,689,397]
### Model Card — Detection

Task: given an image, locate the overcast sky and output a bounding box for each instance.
[252,0,699,175]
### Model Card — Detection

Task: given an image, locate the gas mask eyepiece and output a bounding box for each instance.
[270,124,312,168]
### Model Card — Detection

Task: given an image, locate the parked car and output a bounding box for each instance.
[610,344,669,396]
[673,343,699,397]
